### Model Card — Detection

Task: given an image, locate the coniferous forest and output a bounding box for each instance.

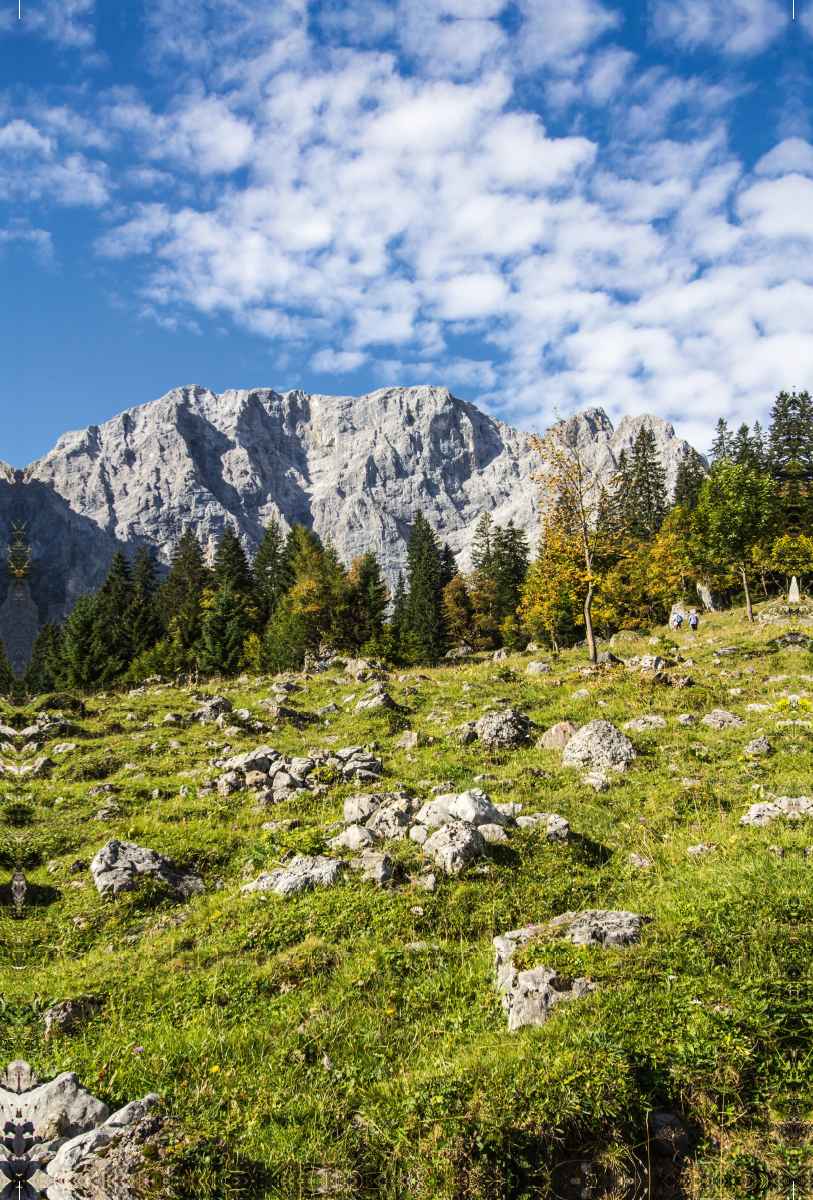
[10,389,813,692]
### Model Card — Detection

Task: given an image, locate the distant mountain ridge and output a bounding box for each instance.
[0,384,705,669]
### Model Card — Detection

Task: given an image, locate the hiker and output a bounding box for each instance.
[672,612,683,631]
[689,612,699,631]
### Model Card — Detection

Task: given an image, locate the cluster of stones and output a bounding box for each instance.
[0,1059,161,1200]
[208,742,382,803]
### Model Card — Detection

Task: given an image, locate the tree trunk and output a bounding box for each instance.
[584,583,597,663]
[742,567,753,623]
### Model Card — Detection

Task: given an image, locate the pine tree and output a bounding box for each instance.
[200,584,245,676]
[628,427,668,539]
[0,635,15,695]
[213,527,254,595]
[673,449,705,511]
[752,421,766,471]
[768,389,813,533]
[59,594,99,687]
[253,516,287,615]
[710,418,732,464]
[158,527,212,649]
[22,621,62,695]
[89,551,135,681]
[471,513,496,575]
[492,520,530,619]
[403,509,447,662]
[129,545,161,658]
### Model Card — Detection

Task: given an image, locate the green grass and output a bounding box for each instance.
[2,609,811,1197]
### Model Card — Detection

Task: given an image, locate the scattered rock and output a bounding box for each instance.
[677,714,696,726]
[493,928,593,1031]
[537,720,581,750]
[740,795,813,826]
[51,742,77,754]
[686,843,718,856]
[597,651,622,666]
[629,854,652,868]
[423,822,485,873]
[43,998,102,1040]
[396,730,422,750]
[90,841,205,900]
[572,689,590,701]
[745,735,772,756]
[473,708,531,748]
[623,715,667,733]
[348,849,392,884]
[550,909,651,947]
[525,661,551,675]
[701,709,745,730]
[329,824,377,852]
[561,721,636,773]
[241,854,346,897]
[515,813,570,840]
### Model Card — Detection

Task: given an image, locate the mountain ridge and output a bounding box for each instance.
[0,383,704,668]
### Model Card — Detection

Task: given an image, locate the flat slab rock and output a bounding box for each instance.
[561,720,636,772]
[90,841,205,900]
[623,715,667,733]
[741,796,813,826]
[241,854,347,897]
[0,1058,160,1200]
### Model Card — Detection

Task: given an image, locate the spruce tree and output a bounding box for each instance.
[22,621,62,695]
[129,545,161,658]
[282,524,324,585]
[439,543,457,588]
[609,448,635,532]
[89,551,135,680]
[200,584,245,676]
[213,527,254,595]
[710,418,732,464]
[492,520,530,619]
[390,573,407,638]
[403,509,447,662]
[673,449,705,511]
[628,427,668,539]
[253,516,287,615]
[0,635,15,696]
[356,550,389,643]
[768,389,813,533]
[59,594,99,687]
[471,513,496,575]
[158,527,212,649]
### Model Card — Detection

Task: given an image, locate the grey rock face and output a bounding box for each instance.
[90,840,205,900]
[5,386,704,637]
[561,720,636,772]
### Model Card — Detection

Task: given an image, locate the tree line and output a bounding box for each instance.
[521,390,813,661]
[19,510,532,691]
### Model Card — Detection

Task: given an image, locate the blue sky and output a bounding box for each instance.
[0,0,810,464]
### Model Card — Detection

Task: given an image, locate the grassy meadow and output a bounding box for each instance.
[1,605,809,1198]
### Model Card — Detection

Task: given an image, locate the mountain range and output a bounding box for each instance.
[0,384,704,670]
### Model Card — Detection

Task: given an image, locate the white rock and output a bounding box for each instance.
[478,823,509,844]
[423,822,485,873]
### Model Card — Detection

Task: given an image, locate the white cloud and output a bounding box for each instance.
[650,0,788,56]
[754,137,813,178]
[0,0,96,48]
[311,347,367,372]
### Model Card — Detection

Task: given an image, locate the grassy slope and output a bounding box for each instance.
[1,608,808,1198]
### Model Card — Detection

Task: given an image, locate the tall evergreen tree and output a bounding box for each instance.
[609,449,635,532]
[439,543,457,588]
[390,572,407,637]
[710,418,732,464]
[471,513,496,575]
[59,594,99,687]
[89,551,135,680]
[129,545,161,657]
[282,524,324,585]
[673,449,706,512]
[0,635,15,695]
[213,527,254,595]
[22,621,62,695]
[628,427,669,539]
[768,389,813,533]
[403,509,447,662]
[492,520,530,619]
[253,516,287,615]
[200,584,245,676]
[158,527,212,649]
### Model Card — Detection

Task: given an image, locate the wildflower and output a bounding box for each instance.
[134,1047,144,1054]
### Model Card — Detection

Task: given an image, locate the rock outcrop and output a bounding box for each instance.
[2,386,704,643]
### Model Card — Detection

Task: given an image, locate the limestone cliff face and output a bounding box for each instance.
[6,384,703,642]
